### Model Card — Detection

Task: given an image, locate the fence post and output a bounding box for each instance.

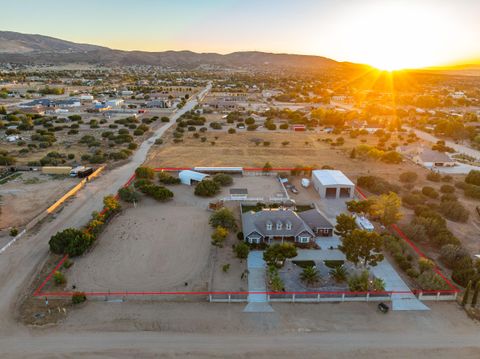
[317,294,320,302]
[342,293,345,302]
[228,294,231,303]
[292,294,296,303]
[267,294,270,301]
[209,294,212,302]
[366,293,370,302]
[418,291,423,300]
[454,292,458,300]
[436,292,440,301]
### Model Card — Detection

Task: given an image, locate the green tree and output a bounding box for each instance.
[209,208,237,231]
[462,280,472,306]
[212,173,233,186]
[234,242,250,260]
[300,265,319,285]
[339,229,384,267]
[370,192,402,225]
[135,166,155,179]
[329,265,347,282]
[118,187,140,203]
[262,162,272,173]
[334,213,357,238]
[194,179,220,197]
[49,228,93,257]
[263,243,297,267]
[471,281,480,307]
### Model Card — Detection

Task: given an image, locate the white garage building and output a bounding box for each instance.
[311,170,355,199]
[178,170,209,185]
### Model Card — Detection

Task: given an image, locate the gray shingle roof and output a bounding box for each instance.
[241,208,316,238]
[298,209,334,230]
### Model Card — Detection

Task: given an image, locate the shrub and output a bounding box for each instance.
[135,166,155,179]
[417,270,450,290]
[357,175,400,195]
[402,193,426,206]
[426,172,442,182]
[422,186,438,199]
[439,200,469,222]
[403,223,428,243]
[234,242,250,259]
[440,244,470,268]
[53,271,66,286]
[139,183,174,201]
[431,230,460,247]
[236,231,244,241]
[72,292,87,304]
[49,228,93,257]
[194,179,220,197]
[406,268,420,278]
[452,267,477,287]
[418,258,435,273]
[440,193,458,202]
[154,138,163,145]
[399,171,418,183]
[211,226,229,247]
[212,173,233,186]
[463,184,480,199]
[228,128,236,134]
[118,187,140,203]
[209,208,237,231]
[440,184,455,194]
[9,227,18,237]
[158,172,181,185]
[465,170,480,186]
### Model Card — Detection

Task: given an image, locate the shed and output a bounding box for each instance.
[179,170,209,185]
[311,170,355,199]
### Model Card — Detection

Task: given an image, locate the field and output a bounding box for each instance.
[0,171,77,230]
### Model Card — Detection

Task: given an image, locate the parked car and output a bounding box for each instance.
[377,302,389,313]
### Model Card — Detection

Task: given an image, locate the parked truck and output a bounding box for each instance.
[77,167,94,178]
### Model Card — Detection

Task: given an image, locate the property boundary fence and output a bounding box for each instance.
[31,167,460,300]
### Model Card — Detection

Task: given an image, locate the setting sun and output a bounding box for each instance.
[315,2,478,70]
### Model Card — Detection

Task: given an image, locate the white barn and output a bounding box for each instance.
[179,170,209,185]
[311,170,355,199]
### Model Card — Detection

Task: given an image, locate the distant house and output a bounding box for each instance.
[241,207,333,244]
[413,149,455,168]
[398,145,455,168]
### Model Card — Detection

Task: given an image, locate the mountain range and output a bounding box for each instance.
[0,31,357,70]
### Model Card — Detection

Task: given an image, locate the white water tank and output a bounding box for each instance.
[301,178,310,188]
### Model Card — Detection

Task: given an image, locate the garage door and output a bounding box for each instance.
[325,187,337,198]
[339,188,351,198]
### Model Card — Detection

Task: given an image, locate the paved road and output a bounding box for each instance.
[0,84,210,336]
[406,126,480,160]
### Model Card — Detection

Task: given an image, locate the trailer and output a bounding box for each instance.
[77,167,94,178]
[42,166,72,175]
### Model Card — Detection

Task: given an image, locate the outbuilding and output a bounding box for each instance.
[178,170,209,186]
[311,170,355,199]
[229,188,248,200]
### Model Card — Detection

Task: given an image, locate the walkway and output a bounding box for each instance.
[370,260,429,311]
[244,251,273,312]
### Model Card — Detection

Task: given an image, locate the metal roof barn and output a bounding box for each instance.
[178,170,210,185]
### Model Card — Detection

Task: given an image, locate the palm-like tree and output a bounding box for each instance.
[329,265,347,283]
[300,266,319,285]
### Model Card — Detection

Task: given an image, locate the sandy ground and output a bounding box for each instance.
[4,301,479,358]
[69,188,214,292]
[0,172,78,230]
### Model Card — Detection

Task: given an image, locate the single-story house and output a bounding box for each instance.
[241,207,333,244]
[311,170,355,199]
[412,149,455,168]
[179,170,209,185]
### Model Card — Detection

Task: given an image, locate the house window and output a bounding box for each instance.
[276,222,282,230]
[266,223,272,230]
[298,237,310,243]
[286,223,292,230]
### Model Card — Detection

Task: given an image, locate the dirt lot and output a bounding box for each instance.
[0,171,78,229]
[69,187,214,293]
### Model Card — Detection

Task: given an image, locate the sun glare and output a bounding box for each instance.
[326,2,458,71]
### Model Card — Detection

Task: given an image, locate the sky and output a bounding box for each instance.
[2,0,480,70]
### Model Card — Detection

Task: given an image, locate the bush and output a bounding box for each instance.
[440,244,470,268]
[439,200,469,222]
[440,193,458,202]
[357,175,400,195]
[139,183,174,201]
[49,228,93,257]
[406,268,420,278]
[417,270,450,290]
[211,226,229,247]
[234,242,250,259]
[209,208,237,231]
[72,292,87,304]
[135,166,155,179]
[452,267,476,287]
[212,173,233,186]
[194,179,220,197]
[9,227,18,237]
[418,258,435,273]
[440,184,455,194]
[399,171,418,183]
[426,172,442,182]
[463,183,480,199]
[402,193,426,206]
[53,271,66,286]
[158,171,180,185]
[465,170,480,186]
[422,186,438,199]
[236,231,244,240]
[118,187,140,203]
[228,128,236,134]
[403,223,428,243]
